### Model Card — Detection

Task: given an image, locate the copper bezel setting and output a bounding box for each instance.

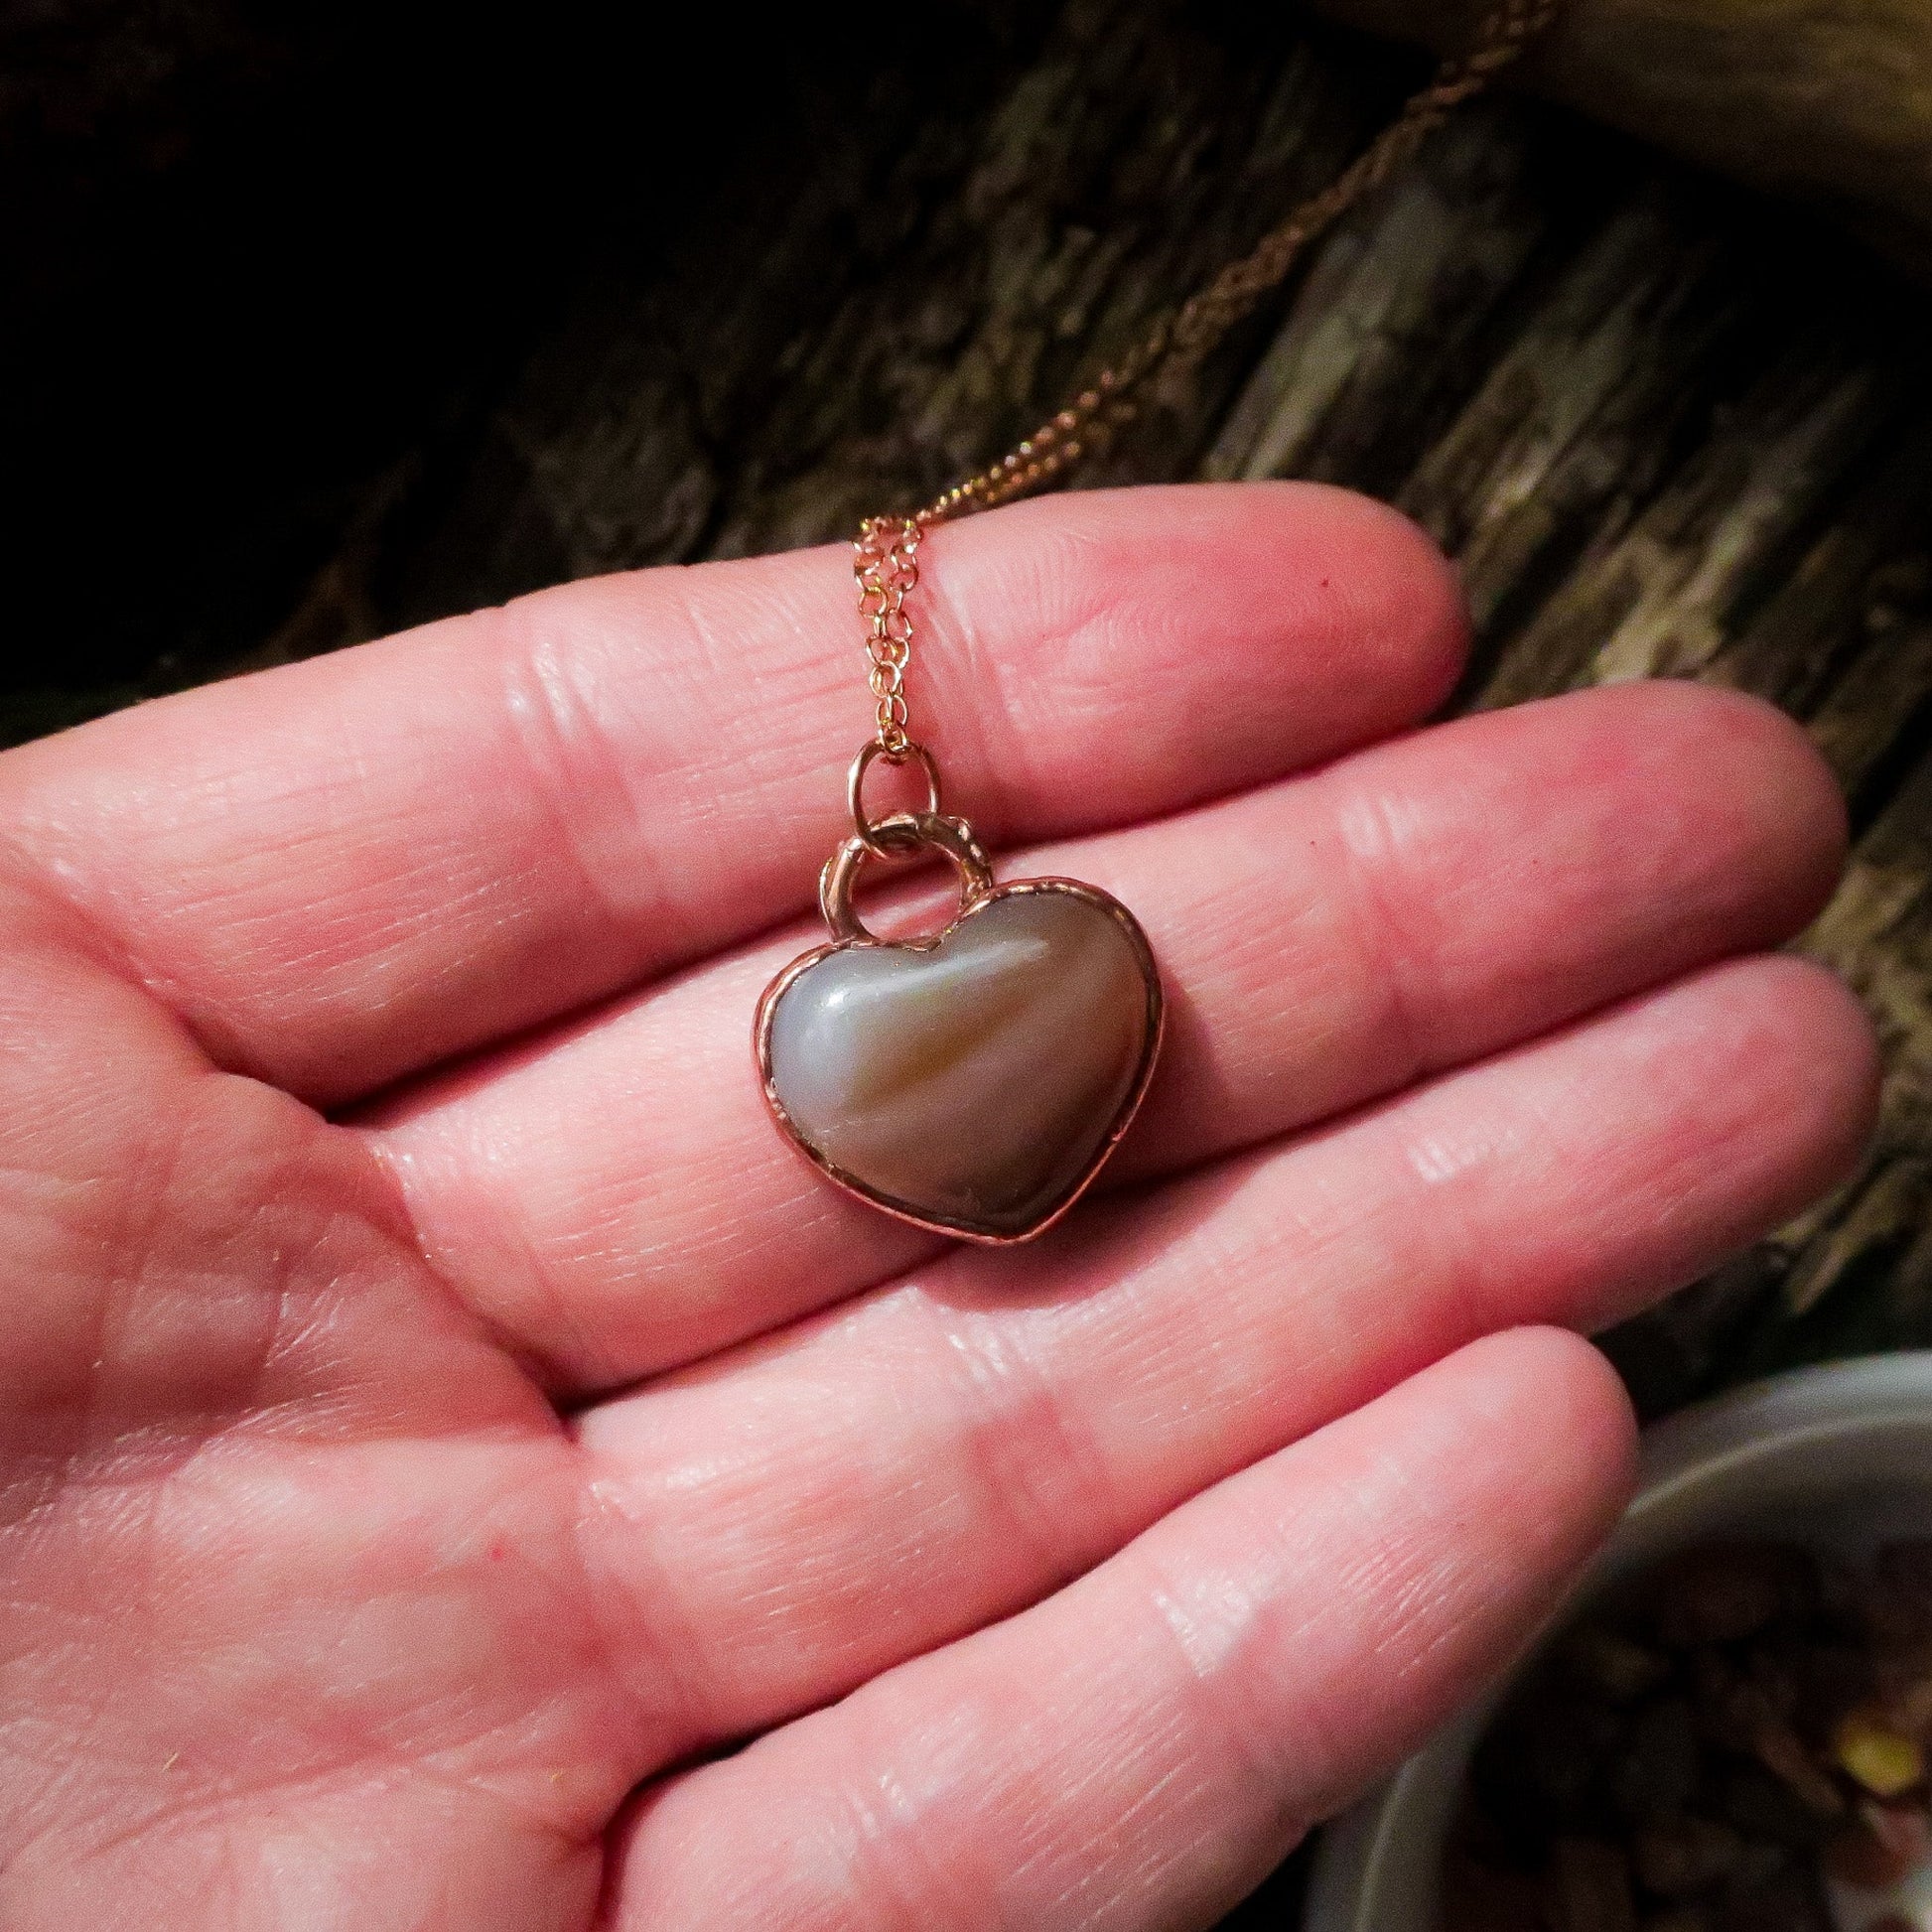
[754,865,1164,1245]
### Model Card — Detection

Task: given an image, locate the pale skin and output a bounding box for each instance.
[0,482,1879,1929]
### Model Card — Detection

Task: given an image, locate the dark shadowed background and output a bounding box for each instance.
[5,1,1930,1919]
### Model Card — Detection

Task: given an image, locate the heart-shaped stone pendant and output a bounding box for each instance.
[756,811,1163,1242]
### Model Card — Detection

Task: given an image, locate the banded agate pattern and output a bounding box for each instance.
[762,886,1160,1239]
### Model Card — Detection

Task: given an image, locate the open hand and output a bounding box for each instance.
[0,484,1874,1928]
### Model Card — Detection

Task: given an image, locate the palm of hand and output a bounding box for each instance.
[0,486,1872,1930]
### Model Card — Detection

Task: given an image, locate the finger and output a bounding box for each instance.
[368,681,1847,1390]
[0,484,1464,1105]
[601,1329,1636,1931]
[575,956,1875,1764]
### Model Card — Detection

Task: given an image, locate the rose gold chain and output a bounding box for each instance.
[850,0,1560,790]
[854,513,924,758]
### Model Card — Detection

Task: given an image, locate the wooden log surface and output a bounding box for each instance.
[1310,0,1932,285]
[8,1,1932,1919]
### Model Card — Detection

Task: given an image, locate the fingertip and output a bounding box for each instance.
[1311,484,1470,700]
[1594,680,1849,933]
[1729,952,1882,1185]
[1716,687,1851,930]
[1314,1331,1638,1792]
[1291,1328,1638,1607]
[1207,1328,1641,1826]
[945,482,1471,796]
[1239,481,1471,728]
[1458,1325,1640,1524]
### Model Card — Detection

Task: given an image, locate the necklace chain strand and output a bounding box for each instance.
[783,2,1562,1237]
[850,0,1559,774]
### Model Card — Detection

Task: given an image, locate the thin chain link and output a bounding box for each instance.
[854,514,923,756]
[851,0,1560,765]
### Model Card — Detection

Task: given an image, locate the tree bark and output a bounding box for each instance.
[1309,0,1932,284]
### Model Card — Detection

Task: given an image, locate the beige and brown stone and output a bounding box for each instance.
[759,884,1162,1241]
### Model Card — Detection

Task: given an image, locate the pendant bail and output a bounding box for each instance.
[818,810,994,945]
[847,739,943,859]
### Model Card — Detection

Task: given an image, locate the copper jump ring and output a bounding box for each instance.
[848,740,943,858]
[818,810,995,945]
